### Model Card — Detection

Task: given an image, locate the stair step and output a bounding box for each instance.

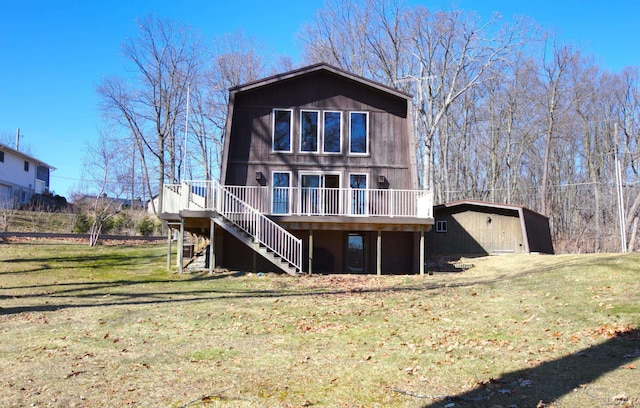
[210,205,301,276]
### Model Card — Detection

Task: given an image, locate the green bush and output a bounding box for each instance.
[73,213,92,234]
[112,213,134,233]
[137,215,157,236]
[101,216,115,234]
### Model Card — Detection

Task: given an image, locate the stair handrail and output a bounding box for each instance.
[211,180,302,274]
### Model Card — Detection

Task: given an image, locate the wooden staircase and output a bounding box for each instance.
[211,214,300,276]
[174,180,303,276]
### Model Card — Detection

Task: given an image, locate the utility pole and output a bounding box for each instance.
[614,123,627,253]
[182,83,191,182]
[15,128,20,150]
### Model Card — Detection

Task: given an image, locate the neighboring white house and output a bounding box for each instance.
[0,143,55,208]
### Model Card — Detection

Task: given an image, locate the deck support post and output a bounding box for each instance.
[376,230,382,276]
[177,218,184,273]
[419,229,425,276]
[209,219,215,274]
[308,228,313,275]
[252,244,257,273]
[166,225,172,271]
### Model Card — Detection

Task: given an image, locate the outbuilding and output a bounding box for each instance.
[426,200,554,256]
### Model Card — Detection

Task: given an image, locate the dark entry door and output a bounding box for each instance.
[347,233,366,273]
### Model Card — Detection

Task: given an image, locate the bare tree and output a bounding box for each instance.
[185,32,268,180]
[98,15,206,214]
[301,0,530,191]
[79,130,130,246]
[615,67,640,251]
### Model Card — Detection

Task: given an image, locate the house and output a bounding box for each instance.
[76,195,146,210]
[0,143,55,208]
[426,200,554,256]
[160,63,434,275]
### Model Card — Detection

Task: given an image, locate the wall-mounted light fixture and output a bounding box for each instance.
[255,171,264,181]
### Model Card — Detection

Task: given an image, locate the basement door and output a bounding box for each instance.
[347,232,367,273]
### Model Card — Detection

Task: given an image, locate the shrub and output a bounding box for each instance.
[73,213,92,234]
[112,213,134,234]
[101,216,116,234]
[137,215,157,236]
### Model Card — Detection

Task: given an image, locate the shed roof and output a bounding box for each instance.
[435,199,548,219]
[229,62,413,100]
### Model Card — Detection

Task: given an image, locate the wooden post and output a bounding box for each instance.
[177,219,184,272]
[209,219,215,275]
[166,226,172,271]
[419,229,425,276]
[252,245,257,273]
[376,230,382,276]
[308,228,313,275]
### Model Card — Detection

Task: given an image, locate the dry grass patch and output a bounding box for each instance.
[1,241,639,407]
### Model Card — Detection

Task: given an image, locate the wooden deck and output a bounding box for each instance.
[161,180,434,275]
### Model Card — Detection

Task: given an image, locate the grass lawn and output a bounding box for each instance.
[1,239,639,407]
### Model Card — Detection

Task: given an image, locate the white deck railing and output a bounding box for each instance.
[165,180,302,273]
[164,182,433,219]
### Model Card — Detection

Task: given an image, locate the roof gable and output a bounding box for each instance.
[435,199,548,219]
[0,143,55,170]
[229,63,412,101]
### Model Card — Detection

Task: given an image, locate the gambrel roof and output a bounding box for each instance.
[229,62,413,100]
[435,200,548,219]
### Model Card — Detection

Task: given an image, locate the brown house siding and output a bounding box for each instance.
[202,63,432,275]
[223,70,415,190]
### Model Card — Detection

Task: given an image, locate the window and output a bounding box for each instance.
[436,220,448,233]
[300,174,321,214]
[349,112,368,154]
[299,173,340,215]
[0,151,4,162]
[271,172,291,214]
[349,173,368,215]
[323,111,341,153]
[300,110,319,152]
[24,161,29,172]
[273,109,292,152]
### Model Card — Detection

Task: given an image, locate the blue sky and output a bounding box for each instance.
[1,0,639,198]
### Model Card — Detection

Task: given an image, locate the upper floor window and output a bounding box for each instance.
[300,110,319,153]
[323,111,341,153]
[349,112,368,154]
[0,151,4,162]
[273,109,292,152]
[24,161,29,172]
